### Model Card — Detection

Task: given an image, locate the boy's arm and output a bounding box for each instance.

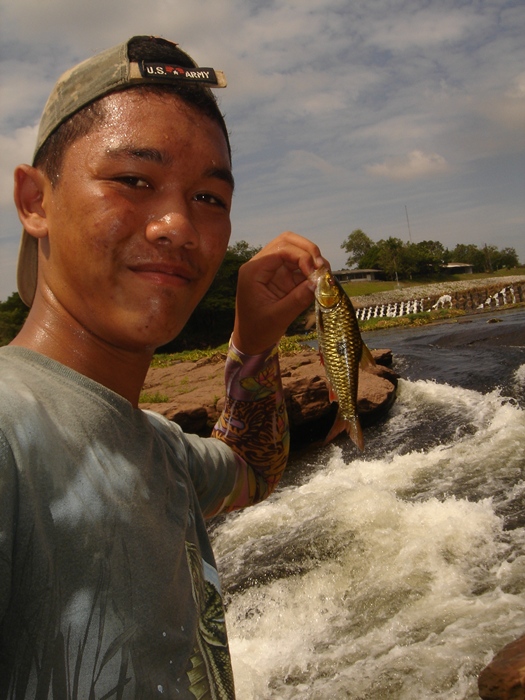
[210,341,288,513]
[208,231,327,515]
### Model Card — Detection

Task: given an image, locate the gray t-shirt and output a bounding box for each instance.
[0,346,237,699]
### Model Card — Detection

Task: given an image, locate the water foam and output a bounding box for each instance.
[213,380,525,699]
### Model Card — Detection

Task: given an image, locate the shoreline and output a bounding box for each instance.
[361,300,525,333]
[351,275,525,333]
[350,274,525,308]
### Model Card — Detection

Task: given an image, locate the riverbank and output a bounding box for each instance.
[140,346,398,447]
[141,276,524,442]
[352,274,525,332]
[349,274,525,308]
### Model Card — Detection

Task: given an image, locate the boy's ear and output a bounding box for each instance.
[14,165,50,238]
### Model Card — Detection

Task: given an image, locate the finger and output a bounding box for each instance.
[276,235,325,275]
[254,232,326,277]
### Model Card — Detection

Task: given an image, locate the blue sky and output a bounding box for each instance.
[1,0,524,301]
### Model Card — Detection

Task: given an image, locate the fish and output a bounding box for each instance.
[310,266,376,449]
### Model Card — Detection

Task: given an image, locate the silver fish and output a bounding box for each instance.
[310,266,376,449]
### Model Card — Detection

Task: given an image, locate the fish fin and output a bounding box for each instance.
[359,342,376,370]
[304,311,316,330]
[324,373,338,402]
[324,414,364,451]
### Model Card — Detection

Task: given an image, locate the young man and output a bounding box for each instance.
[0,36,325,698]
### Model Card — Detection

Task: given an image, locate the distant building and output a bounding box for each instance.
[441,263,474,275]
[333,269,384,282]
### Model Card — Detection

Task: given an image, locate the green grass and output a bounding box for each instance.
[148,335,318,369]
[151,343,230,368]
[150,335,321,367]
[278,333,317,355]
[139,391,170,403]
[341,267,525,298]
[359,308,466,331]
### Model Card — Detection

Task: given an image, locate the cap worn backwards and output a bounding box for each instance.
[17,35,227,307]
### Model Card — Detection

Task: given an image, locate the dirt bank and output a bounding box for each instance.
[350,275,525,308]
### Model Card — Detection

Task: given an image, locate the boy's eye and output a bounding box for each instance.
[194,193,227,208]
[115,176,150,188]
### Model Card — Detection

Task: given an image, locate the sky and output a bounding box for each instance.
[1,0,524,301]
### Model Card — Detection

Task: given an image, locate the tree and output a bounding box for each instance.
[343,231,521,279]
[0,293,29,346]
[227,240,262,261]
[497,247,520,269]
[359,245,381,270]
[449,244,488,273]
[375,237,406,281]
[482,244,499,272]
[407,240,446,276]
[341,229,374,268]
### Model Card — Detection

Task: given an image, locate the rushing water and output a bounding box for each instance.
[212,308,525,699]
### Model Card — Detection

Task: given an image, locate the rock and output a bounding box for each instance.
[140,347,398,448]
[478,634,525,700]
[279,349,397,441]
[140,353,227,434]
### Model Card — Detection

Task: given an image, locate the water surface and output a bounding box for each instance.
[212,308,525,699]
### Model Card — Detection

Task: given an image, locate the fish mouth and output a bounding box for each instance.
[310,266,340,307]
[308,265,331,285]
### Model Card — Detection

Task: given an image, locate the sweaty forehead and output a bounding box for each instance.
[100,89,212,128]
[96,90,231,158]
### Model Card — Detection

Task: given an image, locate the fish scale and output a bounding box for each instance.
[318,295,361,417]
[312,267,376,449]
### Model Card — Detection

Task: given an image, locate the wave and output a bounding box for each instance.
[212,379,525,699]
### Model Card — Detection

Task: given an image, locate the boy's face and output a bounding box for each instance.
[36,90,233,352]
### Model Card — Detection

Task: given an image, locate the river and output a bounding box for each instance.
[211,307,525,700]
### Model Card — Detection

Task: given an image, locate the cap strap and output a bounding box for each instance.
[130,61,227,87]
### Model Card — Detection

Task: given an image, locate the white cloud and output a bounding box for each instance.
[365,8,485,51]
[366,150,449,181]
[506,71,525,99]
[483,75,525,132]
[0,125,38,206]
[278,149,348,180]
[1,0,525,300]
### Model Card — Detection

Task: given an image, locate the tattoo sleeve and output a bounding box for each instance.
[211,341,289,511]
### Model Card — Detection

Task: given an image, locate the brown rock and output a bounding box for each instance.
[478,634,525,700]
[279,349,397,428]
[356,363,399,418]
[140,354,226,434]
[140,347,398,447]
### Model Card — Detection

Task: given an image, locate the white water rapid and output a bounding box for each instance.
[212,365,525,699]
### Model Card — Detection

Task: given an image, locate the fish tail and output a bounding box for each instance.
[324,414,364,450]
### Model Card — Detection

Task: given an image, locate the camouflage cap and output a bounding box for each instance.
[17,35,227,307]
